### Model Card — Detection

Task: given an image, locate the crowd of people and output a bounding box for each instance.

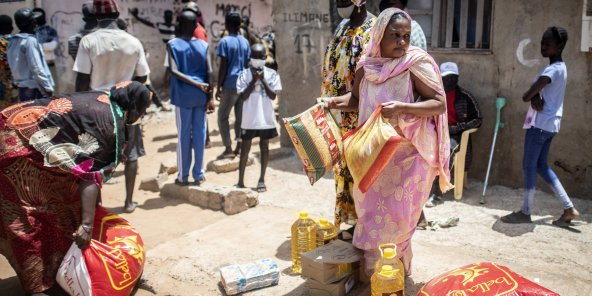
[0,0,581,294]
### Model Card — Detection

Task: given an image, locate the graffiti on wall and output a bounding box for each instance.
[516,38,541,68]
[276,9,331,77]
[282,12,330,54]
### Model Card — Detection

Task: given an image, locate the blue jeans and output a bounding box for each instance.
[521,127,573,214]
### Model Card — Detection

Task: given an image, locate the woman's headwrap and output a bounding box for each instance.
[365,8,412,58]
[352,0,367,7]
[109,81,152,124]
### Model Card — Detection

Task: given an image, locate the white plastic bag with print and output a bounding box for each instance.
[56,243,93,296]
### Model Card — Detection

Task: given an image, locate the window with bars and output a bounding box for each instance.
[408,0,494,50]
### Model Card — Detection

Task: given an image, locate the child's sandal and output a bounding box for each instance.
[256,182,267,192]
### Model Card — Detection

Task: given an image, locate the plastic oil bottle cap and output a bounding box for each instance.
[380,265,394,276]
[299,211,309,219]
[319,218,329,226]
[383,248,396,259]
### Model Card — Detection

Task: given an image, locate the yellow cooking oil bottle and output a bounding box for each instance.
[316,218,338,247]
[291,211,318,273]
[374,243,405,276]
[371,265,405,296]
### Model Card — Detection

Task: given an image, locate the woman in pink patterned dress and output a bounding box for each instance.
[325,8,452,276]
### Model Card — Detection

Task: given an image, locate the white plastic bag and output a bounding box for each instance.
[56,243,93,296]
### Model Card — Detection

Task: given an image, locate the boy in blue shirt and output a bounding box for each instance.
[216,12,250,159]
[168,10,215,186]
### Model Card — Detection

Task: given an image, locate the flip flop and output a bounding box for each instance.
[256,182,267,192]
[235,183,246,188]
[124,202,138,213]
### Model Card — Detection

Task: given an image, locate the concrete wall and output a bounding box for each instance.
[274,0,333,146]
[21,0,273,93]
[430,0,592,198]
[277,0,591,198]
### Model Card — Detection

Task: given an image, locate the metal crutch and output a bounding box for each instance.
[481,97,507,204]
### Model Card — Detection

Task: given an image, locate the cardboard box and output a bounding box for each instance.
[307,269,359,296]
[301,240,361,284]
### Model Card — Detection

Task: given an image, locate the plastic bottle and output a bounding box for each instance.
[316,218,337,247]
[291,211,318,274]
[374,243,405,276]
[371,265,405,296]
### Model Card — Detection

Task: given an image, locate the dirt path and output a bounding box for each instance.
[1,106,590,296]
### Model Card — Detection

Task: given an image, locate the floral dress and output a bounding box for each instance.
[321,16,376,226]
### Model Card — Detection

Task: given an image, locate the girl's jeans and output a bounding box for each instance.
[521,127,573,215]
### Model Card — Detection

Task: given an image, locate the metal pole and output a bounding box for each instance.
[481,130,498,200]
[481,97,507,204]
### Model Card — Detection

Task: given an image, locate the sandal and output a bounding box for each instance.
[500,211,532,224]
[124,202,138,213]
[256,182,267,192]
[552,214,575,228]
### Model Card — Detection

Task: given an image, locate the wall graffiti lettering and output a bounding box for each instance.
[215,3,252,17]
[283,12,330,23]
[294,34,314,54]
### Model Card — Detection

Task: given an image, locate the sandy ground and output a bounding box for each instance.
[1,105,591,296]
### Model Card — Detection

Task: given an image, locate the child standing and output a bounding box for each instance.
[501,26,580,226]
[216,12,250,159]
[236,43,282,192]
[168,11,215,186]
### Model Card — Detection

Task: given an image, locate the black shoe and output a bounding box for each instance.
[500,211,532,224]
[217,150,235,160]
[192,176,206,186]
[174,179,189,186]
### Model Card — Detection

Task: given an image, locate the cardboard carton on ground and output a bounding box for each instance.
[301,239,362,284]
[307,269,359,296]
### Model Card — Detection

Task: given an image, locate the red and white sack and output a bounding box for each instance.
[417,262,559,296]
[56,207,145,296]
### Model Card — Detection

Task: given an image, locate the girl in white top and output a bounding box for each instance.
[236,43,282,192]
[501,26,579,226]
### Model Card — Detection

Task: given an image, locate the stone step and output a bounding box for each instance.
[139,173,169,192]
[206,155,254,173]
[160,182,259,215]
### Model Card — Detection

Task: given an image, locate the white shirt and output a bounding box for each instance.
[236,67,282,130]
[534,61,566,133]
[73,28,150,92]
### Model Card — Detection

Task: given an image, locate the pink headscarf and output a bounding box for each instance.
[356,8,453,192]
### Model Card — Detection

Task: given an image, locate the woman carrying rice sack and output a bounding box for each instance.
[325,8,453,276]
[0,81,151,293]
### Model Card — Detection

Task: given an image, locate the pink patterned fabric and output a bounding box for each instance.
[523,106,537,129]
[351,8,453,276]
